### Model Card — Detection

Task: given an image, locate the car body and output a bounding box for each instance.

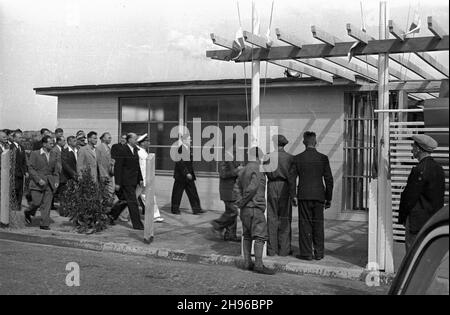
[389,205,449,295]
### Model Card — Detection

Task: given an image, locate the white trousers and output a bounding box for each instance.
[135,185,162,218]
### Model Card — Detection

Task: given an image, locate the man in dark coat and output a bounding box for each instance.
[32,128,52,151]
[10,130,28,211]
[399,134,445,252]
[210,138,243,242]
[264,134,295,256]
[108,133,144,230]
[291,131,333,261]
[170,134,203,215]
[234,146,275,275]
[61,136,78,183]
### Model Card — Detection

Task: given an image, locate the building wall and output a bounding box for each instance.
[57,86,368,222]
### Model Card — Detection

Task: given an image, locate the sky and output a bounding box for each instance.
[0,0,448,129]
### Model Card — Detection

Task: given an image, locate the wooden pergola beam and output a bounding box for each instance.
[210,33,236,50]
[297,59,356,82]
[416,52,449,77]
[311,25,340,46]
[346,23,372,44]
[243,31,271,49]
[428,16,446,40]
[206,36,449,62]
[388,20,405,41]
[357,80,443,93]
[326,57,378,81]
[276,28,304,49]
[270,60,334,83]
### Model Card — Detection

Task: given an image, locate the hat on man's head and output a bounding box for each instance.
[137,133,148,143]
[412,134,438,152]
[273,134,289,147]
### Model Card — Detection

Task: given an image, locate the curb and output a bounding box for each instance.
[0,230,394,285]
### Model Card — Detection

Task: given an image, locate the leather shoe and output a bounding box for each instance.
[24,211,32,225]
[254,265,276,275]
[40,226,50,230]
[171,211,181,215]
[193,210,205,215]
[296,255,313,261]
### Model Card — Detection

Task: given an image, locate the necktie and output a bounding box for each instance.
[133,147,138,156]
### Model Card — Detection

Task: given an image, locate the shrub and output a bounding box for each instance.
[60,169,114,234]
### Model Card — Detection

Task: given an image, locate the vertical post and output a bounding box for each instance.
[376,1,394,273]
[144,153,156,244]
[251,0,260,148]
[0,150,11,227]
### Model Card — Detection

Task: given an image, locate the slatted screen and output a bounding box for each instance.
[390,98,449,242]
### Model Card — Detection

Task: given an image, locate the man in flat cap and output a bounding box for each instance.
[263,134,295,256]
[399,134,445,252]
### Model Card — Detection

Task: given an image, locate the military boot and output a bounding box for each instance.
[253,241,276,275]
[243,239,254,271]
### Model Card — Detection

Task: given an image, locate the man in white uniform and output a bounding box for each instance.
[136,134,164,223]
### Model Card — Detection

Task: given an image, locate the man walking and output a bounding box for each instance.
[235,147,275,275]
[399,134,445,252]
[62,136,78,182]
[171,134,204,215]
[24,136,59,230]
[97,132,115,196]
[264,135,294,256]
[211,137,242,242]
[11,130,28,211]
[108,133,144,230]
[77,131,99,183]
[291,131,333,261]
[32,128,52,151]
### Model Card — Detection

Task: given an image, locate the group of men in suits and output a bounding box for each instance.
[210,131,334,270]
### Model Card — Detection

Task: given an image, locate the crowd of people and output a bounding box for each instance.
[0,128,164,232]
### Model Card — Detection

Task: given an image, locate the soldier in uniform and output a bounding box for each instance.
[399,134,445,252]
[234,147,275,275]
[291,131,333,261]
[210,137,243,242]
[264,135,294,256]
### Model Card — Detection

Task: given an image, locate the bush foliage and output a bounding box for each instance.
[60,169,114,234]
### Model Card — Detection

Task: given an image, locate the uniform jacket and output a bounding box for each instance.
[61,147,77,183]
[264,148,295,196]
[173,145,196,182]
[114,144,142,187]
[11,142,28,178]
[96,142,114,178]
[234,161,266,211]
[28,149,59,192]
[399,156,446,233]
[77,145,99,183]
[290,147,334,203]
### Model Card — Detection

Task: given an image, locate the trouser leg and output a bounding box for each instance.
[277,183,292,256]
[40,188,53,227]
[110,188,127,219]
[29,190,44,216]
[171,180,184,213]
[214,201,237,230]
[311,201,325,258]
[14,176,24,210]
[122,185,143,229]
[185,180,202,213]
[266,184,279,256]
[298,201,313,258]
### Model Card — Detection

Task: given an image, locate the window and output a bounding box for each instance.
[185,95,250,174]
[120,96,179,172]
[343,92,398,211]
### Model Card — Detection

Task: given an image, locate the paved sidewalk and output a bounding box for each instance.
[0,207,393,283]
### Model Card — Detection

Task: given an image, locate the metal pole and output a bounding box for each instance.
[251,0,260,148]
[376,1,394,273]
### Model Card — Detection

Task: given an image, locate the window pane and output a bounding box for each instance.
[121,123,148,137]
[186,96,218,122]
[149,97,179,122]
[150,123,179,147]
[219,95,249,121]
[149,147,175,171]
[121,98,149,122]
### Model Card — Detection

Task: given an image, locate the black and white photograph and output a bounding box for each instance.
[0,0,448,299]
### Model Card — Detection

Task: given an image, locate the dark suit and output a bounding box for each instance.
[27,149,59,227]
[61,148,77,184]
[11,143,28,210]
[399,156,445,250]
[171,145,202,214]
[290,147,333,259]
[264,148,295,256]
[110,144,144,229]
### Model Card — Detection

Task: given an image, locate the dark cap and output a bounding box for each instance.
[412,134,438,152]
[273,134,289,147]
